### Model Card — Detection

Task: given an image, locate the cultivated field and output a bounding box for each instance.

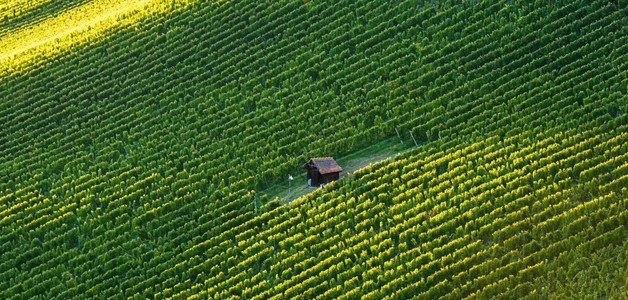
[0,0,626,298]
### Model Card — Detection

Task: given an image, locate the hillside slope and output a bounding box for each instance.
[0,0,626,298]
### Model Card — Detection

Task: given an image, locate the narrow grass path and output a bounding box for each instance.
[261,137,415,204]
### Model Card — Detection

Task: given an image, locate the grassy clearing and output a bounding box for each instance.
[261,136,415,204]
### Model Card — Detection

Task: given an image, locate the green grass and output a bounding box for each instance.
[261,136,414,204]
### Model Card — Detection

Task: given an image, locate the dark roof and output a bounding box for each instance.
[303,157,343,174]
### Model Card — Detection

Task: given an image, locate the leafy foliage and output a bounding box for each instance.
[0,0,626,298]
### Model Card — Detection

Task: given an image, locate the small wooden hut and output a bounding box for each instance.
[303,157,342,187]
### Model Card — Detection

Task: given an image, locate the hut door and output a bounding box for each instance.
[308,169,316,186]
[311,170,319,186]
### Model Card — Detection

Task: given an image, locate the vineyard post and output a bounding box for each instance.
[395,128,403,144]
[254,194,258,212]
[288,175,293,201]
[409,131,418,147]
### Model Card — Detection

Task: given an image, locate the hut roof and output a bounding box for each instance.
[303,157,342,175]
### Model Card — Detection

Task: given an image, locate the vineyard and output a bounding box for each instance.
[0,0,626,298]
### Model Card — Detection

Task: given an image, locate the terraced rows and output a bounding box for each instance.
[193,120,625,299]
[0,0,90,37]
[0,0,626,298]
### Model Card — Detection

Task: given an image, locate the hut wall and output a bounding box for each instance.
[321,172,340,184]
[307,169,320,186]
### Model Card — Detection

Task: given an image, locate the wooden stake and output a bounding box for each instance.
[395,128,403,144]
[409,131,418,146]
